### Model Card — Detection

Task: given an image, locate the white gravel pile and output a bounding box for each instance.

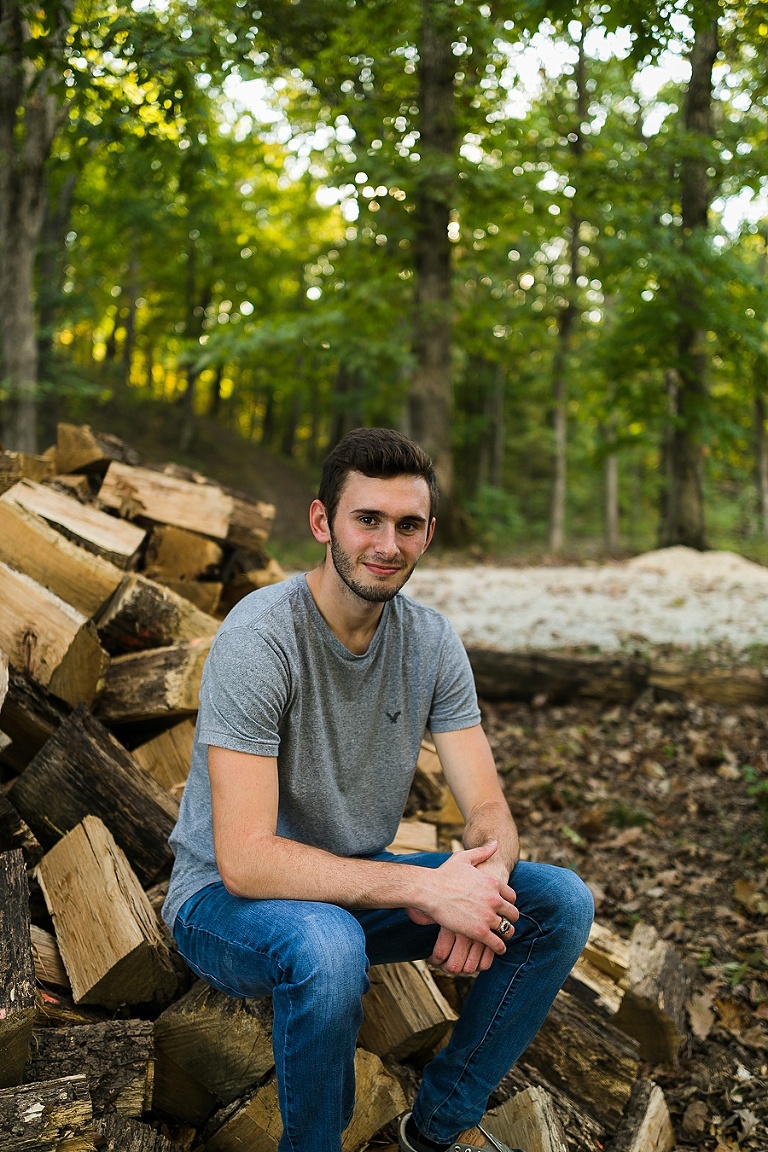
[405,547,768,652]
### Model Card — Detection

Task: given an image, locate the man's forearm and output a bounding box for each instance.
[218,831,429,910]
[216,830,519,952]
[461,799,520,876]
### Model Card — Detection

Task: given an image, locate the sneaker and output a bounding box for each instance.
[398,1111,524,1152]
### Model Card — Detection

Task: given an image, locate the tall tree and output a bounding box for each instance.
[0,0,74,451]
[659,17,719,548]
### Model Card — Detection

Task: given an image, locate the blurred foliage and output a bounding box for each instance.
[4,0,768,552]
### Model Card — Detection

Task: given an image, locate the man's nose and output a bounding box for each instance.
[374,521,399,554]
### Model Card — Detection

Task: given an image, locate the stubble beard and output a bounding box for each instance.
[329,532,416,603]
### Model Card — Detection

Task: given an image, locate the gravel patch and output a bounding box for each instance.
[405,546,768,652]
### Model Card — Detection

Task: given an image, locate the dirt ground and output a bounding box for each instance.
[406,549,768,1152]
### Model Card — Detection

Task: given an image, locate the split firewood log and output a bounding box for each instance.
[154,979,274,1107]
[0,665,70,775]
[0,498,124,617]
[522,989,641,1131]
[132,717,195,796]
[55,421,140,475]
[3,478,145,567]
[98,461,275,551]
[359,960,456,1060]
[613,923,689,1064]
[0,448,54,493]
[35,815,179,1009]
[608,1078,675,1152]
[477,1087,570,1152]
[0,795,43,866]
[0,562,108,707]
[202,1049,407,1152]
[144,523,224,583]
[388,820,438,854]
[97,1113,181,1152]
[30,924,69,989]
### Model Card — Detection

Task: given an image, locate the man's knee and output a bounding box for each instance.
[285,905,369,1005]
[514,861,594,951]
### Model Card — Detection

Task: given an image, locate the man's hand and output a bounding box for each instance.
[406,841,518,973]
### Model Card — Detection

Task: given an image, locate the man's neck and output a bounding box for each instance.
[305,564,386,655]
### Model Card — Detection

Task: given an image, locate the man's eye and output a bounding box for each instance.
[399,522,416,533]
[359,516,376,525]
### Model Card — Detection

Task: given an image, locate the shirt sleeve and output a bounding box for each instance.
[427,622,482,733]
[196,625,291,757]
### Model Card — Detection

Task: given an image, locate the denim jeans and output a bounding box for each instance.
[172,853,594,1152]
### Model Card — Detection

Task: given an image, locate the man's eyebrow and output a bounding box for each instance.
[350,507,429,524]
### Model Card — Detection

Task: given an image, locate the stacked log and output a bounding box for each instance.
[0,423,687,1152]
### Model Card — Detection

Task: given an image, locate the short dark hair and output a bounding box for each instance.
[318,427,439,527]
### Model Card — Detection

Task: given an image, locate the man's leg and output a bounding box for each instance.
[173,882,370,1152]
[357,856,594,1145]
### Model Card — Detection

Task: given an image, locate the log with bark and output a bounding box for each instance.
[523,989,642,1131]
[0,665,70,775]
[466,646,768,707]
[9,705,178,884]
[144,524,224,583]
[95,573,219,654]
[55,422,140,476]
[23,1019,154,1119]
[0,449,54,493]
[607,1078,675,1152]
[0,1074,95,1151]
[97,1113,180,1152]
[98,461,275,551]
[0,795,43,866]
[613,923,688,1065]
[0,849,36,1089]
[95,637,212,725]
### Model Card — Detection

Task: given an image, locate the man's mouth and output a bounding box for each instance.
[363,560,404,576]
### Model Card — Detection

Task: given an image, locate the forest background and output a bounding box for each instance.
[2,0,768,563]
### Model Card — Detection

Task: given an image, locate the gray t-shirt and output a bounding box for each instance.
[162,572,481,931]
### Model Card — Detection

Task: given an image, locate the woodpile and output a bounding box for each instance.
[0,424,689,1151]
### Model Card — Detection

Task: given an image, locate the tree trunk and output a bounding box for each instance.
[659,21,718,549]
[755,389,768,535]
[547,25,586,554]
[0,2,72,452]
[409,0,459,542]
[37,169,77,445]
[604,415,620,552]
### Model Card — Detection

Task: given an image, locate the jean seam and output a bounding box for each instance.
[418,911,543,1138]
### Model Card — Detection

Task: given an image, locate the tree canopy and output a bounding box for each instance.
[1,0,767,553]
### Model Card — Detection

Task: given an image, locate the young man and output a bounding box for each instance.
[163,427,593,1152]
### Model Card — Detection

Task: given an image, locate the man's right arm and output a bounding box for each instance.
[208,745,517,957]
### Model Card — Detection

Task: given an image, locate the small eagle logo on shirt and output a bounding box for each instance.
[385,710,402,724]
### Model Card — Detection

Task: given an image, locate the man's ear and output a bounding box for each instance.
[422,517,436,554]
[309,499,331,545]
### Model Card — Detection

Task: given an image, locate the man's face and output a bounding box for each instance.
[326,472,435,603]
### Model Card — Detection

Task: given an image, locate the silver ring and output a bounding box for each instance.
[496,916,512,938]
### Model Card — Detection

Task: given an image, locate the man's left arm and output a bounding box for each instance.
[427,724,520,974]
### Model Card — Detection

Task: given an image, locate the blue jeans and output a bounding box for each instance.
[173,853,593,1152]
